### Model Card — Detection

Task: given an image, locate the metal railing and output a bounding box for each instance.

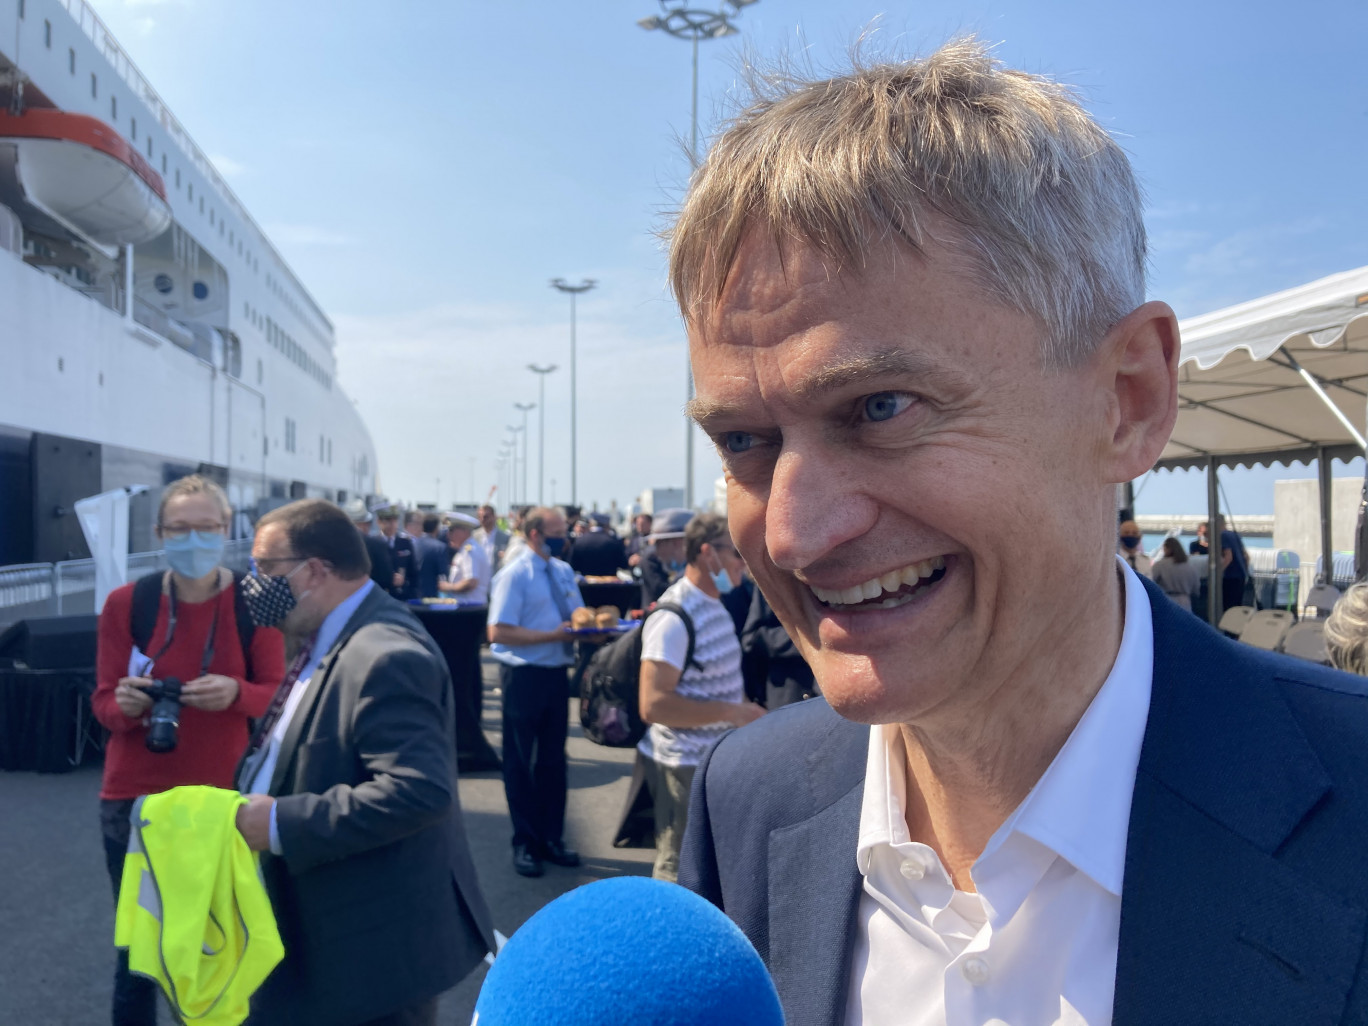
[0,539,254,630]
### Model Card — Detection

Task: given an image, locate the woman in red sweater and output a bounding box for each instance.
[93,474,284,1026]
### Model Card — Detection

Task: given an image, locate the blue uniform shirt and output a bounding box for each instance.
[488,548,584,667]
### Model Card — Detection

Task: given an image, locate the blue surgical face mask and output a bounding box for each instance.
[163,530,225,580]
[711,568,735,595]
[544,536,566,559]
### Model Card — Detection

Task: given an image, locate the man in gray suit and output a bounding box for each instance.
[475,504,510,575]
[235,498,494,1026]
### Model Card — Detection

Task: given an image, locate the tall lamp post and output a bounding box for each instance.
[513,403,535,510]
[527,363,558,505]
[550,278,596,507]
[506,426,524,506]
[638,0,757,508]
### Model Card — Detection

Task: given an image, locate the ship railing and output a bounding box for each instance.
[0,539,255,632]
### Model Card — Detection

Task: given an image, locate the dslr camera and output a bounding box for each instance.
[143,678,183,753]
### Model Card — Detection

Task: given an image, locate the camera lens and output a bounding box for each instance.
[145,678,183,754]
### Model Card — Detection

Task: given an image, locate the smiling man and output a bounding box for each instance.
[674,40,1368,1026]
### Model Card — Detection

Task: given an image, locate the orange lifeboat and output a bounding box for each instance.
[0,108,172,249]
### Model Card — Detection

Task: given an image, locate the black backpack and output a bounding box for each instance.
[130,570,257,677]
[579,601,700,748]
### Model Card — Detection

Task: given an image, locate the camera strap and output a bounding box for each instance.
[148,571,222,677]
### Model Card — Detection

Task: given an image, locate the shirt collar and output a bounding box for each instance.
[312,579,374,662]
[855,558,1153,899]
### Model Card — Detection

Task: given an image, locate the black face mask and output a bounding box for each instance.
[241,563,305,627]
[1119,536,1141,550]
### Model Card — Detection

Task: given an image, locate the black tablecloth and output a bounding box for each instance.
[0,666,99,773]
[578,581,642,617]
[410,605,502,772]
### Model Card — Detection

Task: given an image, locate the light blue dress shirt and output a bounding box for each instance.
[256,579,375,854]
[488,548,584,668]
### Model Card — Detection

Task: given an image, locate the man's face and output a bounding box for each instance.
[251,521,327,635]
[405,515,423,536]
[479,507,496,532]
[448,527,472,549]
[378,517,397,538]
[532,512,567,554]
[689,232,1110,725]
[634,515,652,536]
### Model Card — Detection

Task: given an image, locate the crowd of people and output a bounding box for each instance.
[1116,514,1251,618]
[87,36,1368,1026]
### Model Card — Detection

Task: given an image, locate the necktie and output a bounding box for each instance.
[1129,554,1137,570]
[243,633,316,762]
[544,559,575,660]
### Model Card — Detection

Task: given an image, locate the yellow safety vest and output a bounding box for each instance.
[114,786,284,1025]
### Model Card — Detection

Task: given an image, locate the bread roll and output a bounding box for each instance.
[594,610,619,629]
[570,606,596,629]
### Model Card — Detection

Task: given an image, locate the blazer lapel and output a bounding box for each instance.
[1115,581,1364,1024]
[767,716,866,1026]
[267,587,388,796]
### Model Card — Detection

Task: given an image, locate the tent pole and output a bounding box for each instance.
[1207,456,1221,625]
[1318,446,1333,585]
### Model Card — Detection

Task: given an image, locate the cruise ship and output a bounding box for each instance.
[0,0,378,568]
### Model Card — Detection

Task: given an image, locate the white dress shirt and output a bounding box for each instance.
[246,580,374,853]
[845,561,1153,1026]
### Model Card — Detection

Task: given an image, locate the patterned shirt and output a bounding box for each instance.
[638,575,744,769]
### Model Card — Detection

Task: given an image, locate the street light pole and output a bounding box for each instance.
[638,0,757,508]
[514,403,535,510]
[468,457,476,505]
[506,427,524,507]
[550,278,596,507]
[527,363,558,505]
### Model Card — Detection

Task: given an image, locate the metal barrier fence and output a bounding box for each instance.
[0,540,254,631]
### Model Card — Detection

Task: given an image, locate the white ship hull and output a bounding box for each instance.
[0,0,379,564]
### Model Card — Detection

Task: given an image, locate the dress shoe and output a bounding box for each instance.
[512,845,544,877]
[540,841,581,868]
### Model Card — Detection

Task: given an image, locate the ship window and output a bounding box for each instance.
[43,20,50,48]
[209,208,214,226]
[243,301,249,317]
[229,230,234,246]
[187,182,192,200]
[18,0,24,20]
[146,136,152,158]
[69,48,75,74]
[257,359,263,385]
[91,73,96,98]
[161,155,167,174]
[130,118,136,141]
[110,95,117,120]
[199,197,204,214]
[175,169,180,188]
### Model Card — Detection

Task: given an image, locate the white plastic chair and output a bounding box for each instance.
[1239,609,1295,651]
[1303,583,1342,620]
[1217,605,1256,638]
[1280,620,1329,665]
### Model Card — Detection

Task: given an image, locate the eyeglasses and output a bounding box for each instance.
[158,522,227,540]
[250,555,309,576]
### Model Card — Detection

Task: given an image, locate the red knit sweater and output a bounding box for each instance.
[94,579,286,800]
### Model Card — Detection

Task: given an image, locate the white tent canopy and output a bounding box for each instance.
[1159,265,1368,471]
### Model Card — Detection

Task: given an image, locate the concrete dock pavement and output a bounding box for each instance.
[0,656,653,1025]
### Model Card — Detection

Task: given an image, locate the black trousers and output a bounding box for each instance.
[500,663,569,849]
[100,798,159,1026]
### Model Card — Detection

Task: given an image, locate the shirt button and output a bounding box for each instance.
[961,957,991,986]
[898,857,925,881]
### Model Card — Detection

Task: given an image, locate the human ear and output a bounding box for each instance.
[1094,300,1180,484]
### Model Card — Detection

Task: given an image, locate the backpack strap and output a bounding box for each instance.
[646,601,701,672]
[231,570,256,681]
[127,569,255,678]
[130,571,164,654]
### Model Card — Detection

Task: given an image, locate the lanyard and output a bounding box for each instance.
[149,571,223,678]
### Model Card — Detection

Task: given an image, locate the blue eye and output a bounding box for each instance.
[863,392,913,422]
[722,432,754,454]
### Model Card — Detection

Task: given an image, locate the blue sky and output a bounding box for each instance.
[94,0,1366,514]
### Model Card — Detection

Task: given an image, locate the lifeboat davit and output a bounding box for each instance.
[0,108,172,249]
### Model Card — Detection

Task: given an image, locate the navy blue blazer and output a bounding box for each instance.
[679,577,1368,1025]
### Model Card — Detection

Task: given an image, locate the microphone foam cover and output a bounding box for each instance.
[474,876,784,1025]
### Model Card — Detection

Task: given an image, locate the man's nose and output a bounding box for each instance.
[764,443,878,572]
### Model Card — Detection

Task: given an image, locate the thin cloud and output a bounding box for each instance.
[208,153,247,178]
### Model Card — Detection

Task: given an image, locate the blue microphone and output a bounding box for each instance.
[473,876,784,1025]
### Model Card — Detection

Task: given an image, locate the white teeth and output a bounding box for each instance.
[811,557,947,607]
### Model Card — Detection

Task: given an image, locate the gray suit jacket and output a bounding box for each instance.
[245,585,496,1026]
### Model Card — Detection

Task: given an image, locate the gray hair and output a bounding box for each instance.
[1325,582,1368,676]
[668,38,1146,367]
